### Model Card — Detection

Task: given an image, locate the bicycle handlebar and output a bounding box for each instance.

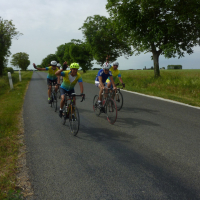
[64,93,85,102]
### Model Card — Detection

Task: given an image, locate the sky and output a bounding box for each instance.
[1,0,200,70]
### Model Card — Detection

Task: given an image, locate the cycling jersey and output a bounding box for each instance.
[46,66,59,80]
[60,70,82,91]
[95,69,112,83]
[106,66,121,83]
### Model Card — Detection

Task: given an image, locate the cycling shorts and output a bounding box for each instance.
[95,81,106,87]
[47,78,57,86]
[60,88,75,96]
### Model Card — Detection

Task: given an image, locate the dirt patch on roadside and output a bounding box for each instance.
[16,108,34,199]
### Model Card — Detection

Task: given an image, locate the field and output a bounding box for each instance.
[80,69,200,107]
[0,71,33,199]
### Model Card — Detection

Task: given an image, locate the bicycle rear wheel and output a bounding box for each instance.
[54,92,57,112]
[115,91,123,111]
[69,106,80,136]
[50,93,53,108]
[93,95,101,116]
[106,99,117,124]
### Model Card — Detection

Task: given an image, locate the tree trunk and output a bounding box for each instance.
[153,51,160,78]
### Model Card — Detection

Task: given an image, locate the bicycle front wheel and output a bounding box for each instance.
[69,106,80,136]
[93,95,101,116]
[62,106,67,125]
[106,99,117,124]
[115,91,123,111]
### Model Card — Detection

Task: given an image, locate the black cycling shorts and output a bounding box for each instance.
[60,87,75,96]
[47,78,57,86]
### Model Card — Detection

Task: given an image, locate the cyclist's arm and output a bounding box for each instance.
[110,76,116,89]
[55,69,63,76]
[98,76,105,88]
[57,75,60,84]
[79,82,84,94]
[119,77,124,84]
[33,63,46,71]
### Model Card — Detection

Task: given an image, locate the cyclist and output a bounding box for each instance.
[106,61,125,88]
[55,62,84,118]
[95,62,116,107]
[33,61,60,103]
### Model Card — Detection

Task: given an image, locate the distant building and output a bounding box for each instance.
[167,65,182,69]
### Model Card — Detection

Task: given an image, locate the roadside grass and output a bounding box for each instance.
[80,69,200,107]
[0,71,33,199]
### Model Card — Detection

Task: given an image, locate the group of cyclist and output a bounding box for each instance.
[33,56,125,118]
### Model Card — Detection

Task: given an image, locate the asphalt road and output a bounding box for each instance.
[23,71,200,200]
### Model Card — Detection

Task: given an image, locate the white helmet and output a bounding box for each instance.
[113,61,119,66]
[57,63,61,67]
[102,62,111,70]
[51,61,57,66]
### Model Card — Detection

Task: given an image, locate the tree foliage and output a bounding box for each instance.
[56,40,93,72]
[41,54,58,67]
[106,0,200,77]
[79,15,132,65]
[0,17,22,76]
[10,52,30,71]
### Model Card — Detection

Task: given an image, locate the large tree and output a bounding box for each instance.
[69,39,93,72]
[41,54,58,67]
[106,0,200,77]
[79,15,132,65]
[0,17,22,76]
[11,52,30,71]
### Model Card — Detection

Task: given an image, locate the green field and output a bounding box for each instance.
[80,69,200,107]
[0,71,33,199]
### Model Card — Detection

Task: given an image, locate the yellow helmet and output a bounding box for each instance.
[70,63,79,69]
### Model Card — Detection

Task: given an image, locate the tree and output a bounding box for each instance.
[79,15,132,66]
[106,0,200,77]
[41,54,58,67]
[55,44,67,64]
[0,17,22,76]
[11,52,30,71]
[69,39,93,72]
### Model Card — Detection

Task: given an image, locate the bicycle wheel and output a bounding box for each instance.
[106,99,117,124]
[62,106,67,125]
[93,95,101,116]
[58,88,61,99]
[50,93,53,107]
[68,105,80,136]
[115,90,123,111]
[54,92,57,112]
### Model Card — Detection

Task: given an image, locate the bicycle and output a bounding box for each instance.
[93,88,117,124]
[50,82,58,112]
[113,83,124,111]
[62,93,85,136]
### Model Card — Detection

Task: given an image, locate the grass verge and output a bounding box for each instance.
[0,71,33,199]
[80,69,200,107]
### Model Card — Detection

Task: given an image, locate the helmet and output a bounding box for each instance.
[51,61,57,66]
[70,63,79,69]
[102,62,111,70]
[57,63,61,67]
[113,61,119,66]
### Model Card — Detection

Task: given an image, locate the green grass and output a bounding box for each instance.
[80,69,200,107]
[0,71,33,199]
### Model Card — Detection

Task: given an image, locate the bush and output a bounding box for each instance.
[3,67,14,75]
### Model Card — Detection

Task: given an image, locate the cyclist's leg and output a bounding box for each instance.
[54,79,58,93]
[59,88,67,117]
[47,79,52,98]
[60,88,66,109]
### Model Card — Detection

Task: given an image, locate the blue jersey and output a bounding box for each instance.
[95,69,112,83]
